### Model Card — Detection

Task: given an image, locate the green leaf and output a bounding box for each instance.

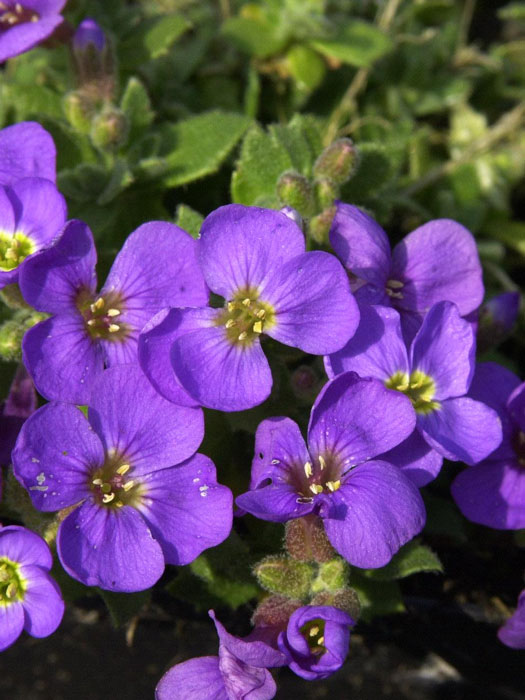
[310,20,393,67]
[340,142,395,204]
[99,589,151,628]
[221,16,286,58]
[57,164,109,203]
[174,204,204,239]
[482,217,525,256]
[363,539,443,581]
[254,556,315,599]
[120,15,191,67]
[120,77,154,141]
[350,573,405,621]
[287,45,326,91]
[158,111,251,187]
[97,160,135,205]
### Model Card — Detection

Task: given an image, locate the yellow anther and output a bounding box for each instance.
[256,309,266,319]
[242,298,251,307]
[309,626,320,637]
[253,321,263,334]
[102,492,115,504]
[116,464,130,475]
[225,319,236,329]
[87,319,96,327]
[107,308,121,317]
[317,636,325,646]
[90,297,105,312]
[227,301,236,312]
[309,484,324,495]
[6,583,17,599]
[108,324,120,333]
[304,461,313,478]
[122,480,135,492]
[387,279,404,289]
[396,382,409,391]
[115,500,124,508]
[92,478,103,486]
[326,480,341,492]
[238,331,248,341]
[318,455,326,471]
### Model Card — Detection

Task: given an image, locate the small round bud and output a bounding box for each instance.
[308,206,336,245]
[254,555,315,599]
[276,171,316,218]
[311,588,361,621]
[314,176,340,211]
[313,138,358,185]
[73,18,106,53]
[90,106,129,150]
[290,365,319,402]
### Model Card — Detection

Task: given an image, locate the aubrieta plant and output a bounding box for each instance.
[1,0,524,694]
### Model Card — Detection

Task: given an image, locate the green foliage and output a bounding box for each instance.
[255,555,315,599]
[174,204,204,239]
[362,540,443,581]
[310,20,393,67]
[119,14,192,67]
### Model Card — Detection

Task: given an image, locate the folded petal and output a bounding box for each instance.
[329,202,391,288]
[156,657,227,700]
[20,566,64,637]
[211,611,287,668]
[12,403,102,511]
[261,251,359,354]
[418,397,503,465]
[0,122,56,185]
[308,373,416,467]
[451,459,525,530]
[0,602,24,652]
[0,525,52,568]
[19,220,97,313]
[391,219,484,315]
[57,501,165,591]
[87,365,204,475]
[326,304,409,382]
[236,482,315,523]
[220,644,277,700]
[199,204,305,298]
[322,460,426,568]
[379,429,443,487]
[22,313,105,404]
[410,302,475,400]
[10,177,67,248]
[138,454,232,566]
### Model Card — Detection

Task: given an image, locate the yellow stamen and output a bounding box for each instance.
[238,331,248,341]
[317,636,325,646]
[92,478,103,486]
[242,298,251,307]
[253,321,263,334]
[225,319,236,329]
[326,480,341,492]
[90,297,105,313]
[227,301,235,312]
[87,319,96,327]
[108,324,120,333]
[102,493,115,503]
[309,484,324,495]
[309,626,319,636]
[116,464,130,475]
[122,480,135,492]
[107,308,121,317]
[318,455,326,471]
[304,461,313,478]
[256,309,266,319]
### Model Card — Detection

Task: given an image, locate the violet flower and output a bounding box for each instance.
[12,365,232,592]
[498,590,525,649]
[0,176,66,289]
[0,0,66,63]
[329,202,484,339]
[139,204,359,412]
[236,372,425,569]
[451,363,525,529]
[156,610,285,700]
[0,524,64,652]
[72,17,105,52]
[0,121,56,185]
[277,605,353,680]
[327,303,503,487]
[21,218,208,404]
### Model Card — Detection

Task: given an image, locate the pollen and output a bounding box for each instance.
[326,480,341,492]
[304,461,313,478]
[318,455,326,471]
[215,286,276,347]
[116,464,130,475]
[107,308,121,317]
[309,484,324,495]
[108,324,120,333]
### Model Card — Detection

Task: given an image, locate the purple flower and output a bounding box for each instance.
[139,204,359,412]
[156,610,285,700]
[498,590,525,649]
[12,365,232,592]
[0,364,36,469]
[477,291,520,353]
[327,303,503,487]
[73,17,105,52]
[0,0,66,63]
[0,177,66,289]
[451,363,525,529]
[0,121,56,185]
[236,372,425,568]
[277,605,353,680]
[329,202,484,338]
[21,218,208,404]
[0,524,64,651]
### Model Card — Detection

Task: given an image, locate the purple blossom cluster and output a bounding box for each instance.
[0,118,523,682]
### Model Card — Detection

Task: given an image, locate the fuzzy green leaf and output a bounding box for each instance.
[120,15,191,67]
[363,540,443,581]
[120,77,154,141]
[174,204,204,239]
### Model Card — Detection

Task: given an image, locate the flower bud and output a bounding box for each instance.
[63,90,94,134]
[285,515,336,563]
[73,18,106,53]
[313,138,358,184]
[252,595,302,628]
[311,588,361,621]
[314,176,339,211]
[311,559,349,594]
[290,364,319,402]
[72,18,114,95]
[90,106,129,150]
[276,171,316,218]
[477,291,520,353]
[254,555,314,599]
[308,205,336,245]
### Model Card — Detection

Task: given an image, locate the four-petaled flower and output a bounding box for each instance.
[0,0,66,63]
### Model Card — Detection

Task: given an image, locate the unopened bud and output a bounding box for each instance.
[254,555,314,599]
[311,558,349,594]
[311,588,361,621]
[276,171,315,218]
[252,595,302,628]
[73,17,106,53]
[72,18,114,97]
[285,515,336,563]
[63,90,94,133]
[477,291,520,353]
[314,176,340,211]
[90,106,129,150]
[308,205,336,245]
[313,138,358,184]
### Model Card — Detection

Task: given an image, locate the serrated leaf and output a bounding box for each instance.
[174,204,204,239]
[99,588,151,628]
[120,15,191,67]
[157,110,251,187]
[311,20,393,67]
[120,77,154,141]
[363,540,443,581]
[350,573,405,621]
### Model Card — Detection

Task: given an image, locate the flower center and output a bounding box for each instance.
[89,453,144,508]
[76,289,128,341]
[385,278,404,300]
[300,619,326,656]
[512,431,525,467]
[214,287,276,347]
[0,231,35,271]
[0,557,26,605]
[0,2,39,29]
[294,454,342,504]
[385,369,440,415]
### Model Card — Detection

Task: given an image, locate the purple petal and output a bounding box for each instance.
[249,417,310,489]
[219,643,277,700]
[87,365,204,476]
[138,308,202,407]
[410,302,475,400]
[380,430,443,488]
[0,364,36,466]
[498,591,525,649]
[20,566,64,638]
[171,310,273,412]
[199,204,305,298]
[22,313,105,404]
[57,501,165,591]
[0,602,24,652]
[261,251,359,354]
[451,459,525,530]
[308,373,416,467]
[0,122,56,185]
[236,482,315,523]
[508,383,525,434]
[326,304,409,382]
[0,185,16,231]
[418,397,503,465]
[156,657,227,700]
[138,454,232,566]
[103,221,208,333]
[211,611,287,668]
[322,460,426,568]
[0,14,64,63]
[19,220,97,313]
[329,202,391,288]
[12,403,102,511]
[9,177,66,248]
[390,219,484,315]
[0,525,52,568]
